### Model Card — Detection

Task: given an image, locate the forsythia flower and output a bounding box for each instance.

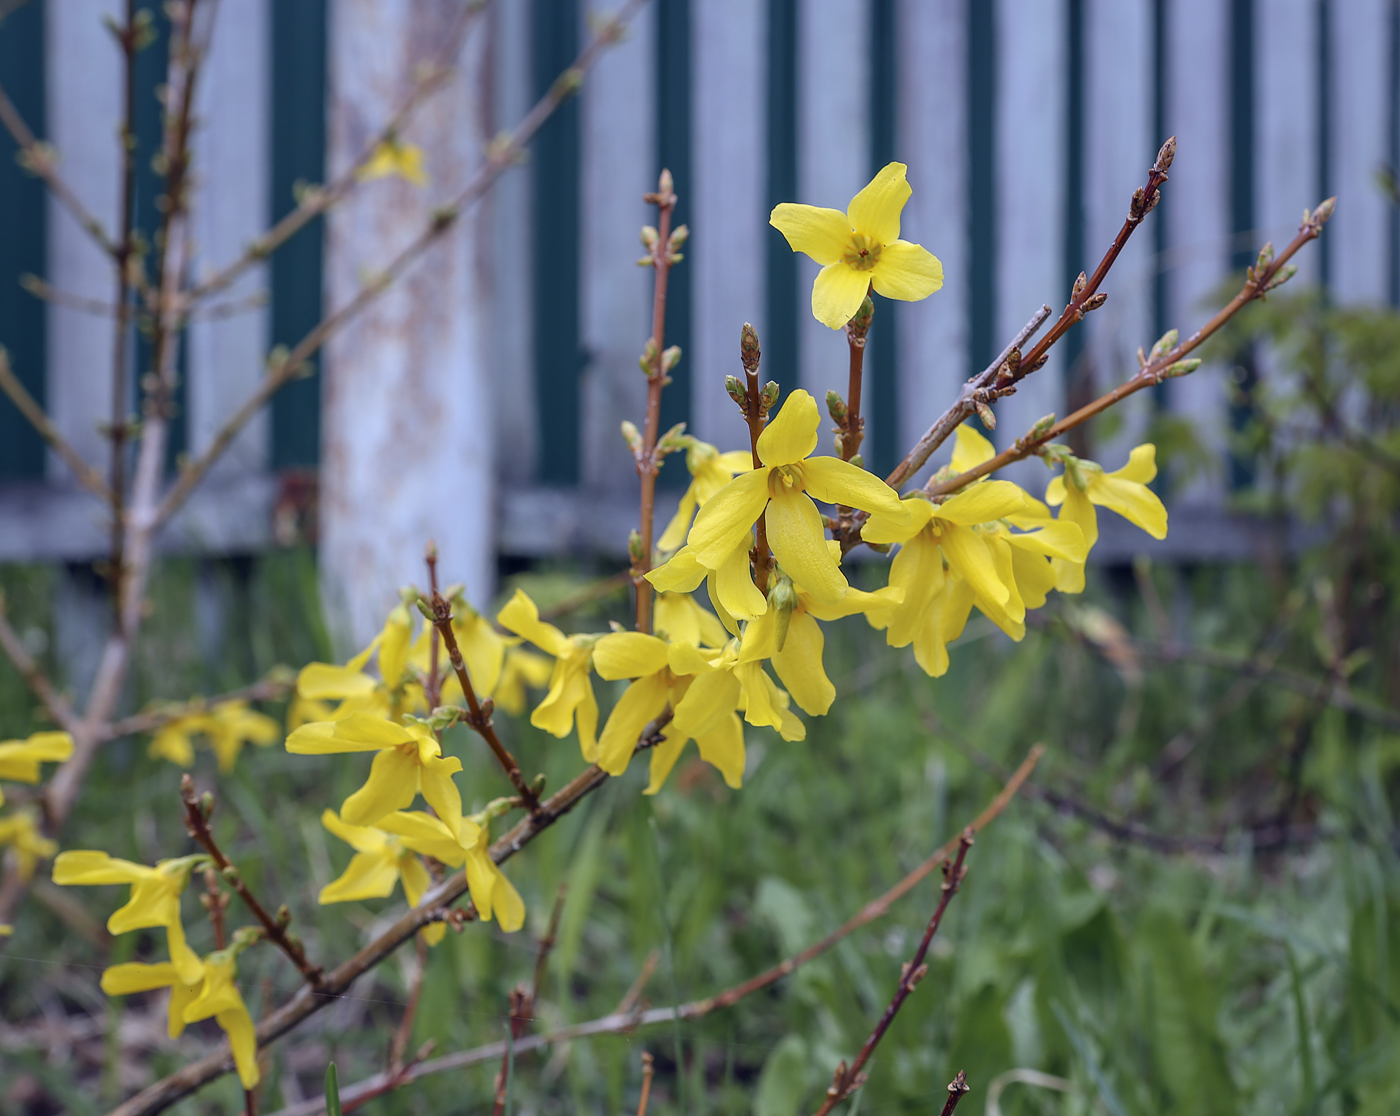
[683,389,908,614]
[0,811,57,881]
[286,712,464,831]
[1045,445,1167,593]
[497,589,600,760]
[653,590,729,649]
[409,600,510,701]
[102,950,260,1088]
[493,648,554,716]
[359,138,428,186]
[316,809,447,944]
[52,851,204,982]
[148,702,280,773]
[290,604,425,727]
[770,161,943,329]
[592,633,699,776]
[657,439,754,552]
[376,810,525,931]
[0,730,73,806]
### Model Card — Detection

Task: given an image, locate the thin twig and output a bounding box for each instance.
[0,598,81,735]
[0,81,117,255]
[253,747,1042,1116]
[0,350,113,502]
[925,198,1333,500]
[178,0,490,310]
[633,169,679,635]
[636,1053,655,1116]
[200,866,228,951]
[739,324,773,591]
[883,303,1052,492]
[811,831,975,1116]
[153,0,642,531]
[179,775,323,986]
[939,1071,971,1116]
[427,592,540,812]
[424,544,442,711]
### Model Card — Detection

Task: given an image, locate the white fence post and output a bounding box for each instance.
[895,0,966,480]
[692,0,767,447]
[321,0,494,646]
[798,0,871,412]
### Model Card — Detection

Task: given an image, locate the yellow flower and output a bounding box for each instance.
[682,390,908,614]
[1045,445,1167,593]
[653,590,729,649]
[740,573,902,716]
[409,601,509,701]
[359,138,428,186]
[102,951,260,1088]
[148,702,280,773]
[493,648,554,716]
[316,809,445,944]
[0,730,73,805]
[0,811,57,881]
[592,632,698,777]
[497,589,600,760]
[376,810,525,931]
[657,439,754,552]
[290,605,426,727]
[52,851,204,983]
[770,161,943,329]
[285,713,463,831]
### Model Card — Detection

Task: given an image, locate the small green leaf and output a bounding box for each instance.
[324,1062,342,1116]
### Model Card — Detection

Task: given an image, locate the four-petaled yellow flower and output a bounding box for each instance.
[149,702,280,773]
[286,712,464,831]
[376,810,525,931]
[102,950,260,1088]
[359,138,428,186]
[653,590,729,649]
[316,809,448,944]
[0,730,72,806]
[683,389,908,616]
[592,632,700,777]
[771,162,943,329]
[0,811,57,881]
[52,851,205,983]
[1045,445,1167,593]
[657,439,754,553]
[497,589,600,760]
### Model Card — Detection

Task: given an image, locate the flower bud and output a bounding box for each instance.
[640,225,659,250]
[661,345,682,373]
[975,400,996,430]
[825,390,848,424]
[740,323,762,374]
[1149,328,1178,362]
[767,573,798,651]
[621,420,642,454]
[1071,271,1088,300]
[668,224,689,251]
[760,381,780,414]
[628,529,645,567]
[725,375,747,407]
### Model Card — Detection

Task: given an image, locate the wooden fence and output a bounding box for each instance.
[0,0,1396,578]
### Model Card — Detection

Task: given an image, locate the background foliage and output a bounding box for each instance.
[3,291,1400,1115]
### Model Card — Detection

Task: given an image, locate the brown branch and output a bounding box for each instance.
[636,1052,655,1116]
[179,775,323,987]
[0,350,113,502]
[939,1072,971,1116]
[255,746,1042,1116]
[200,866,229,951]
[839,295,872,464]
[633,169,680,635]
[811,831,975,1116]
[100,675,294,743]
[883,303,1052,493]
[153,0,643,530]
[0,80,117,256]
[424,544,442,712]
[426,592,540,812]
[178,0,490,310]
[0,597,81,736]
[112,717,673,1116]
[926,197,1333,500]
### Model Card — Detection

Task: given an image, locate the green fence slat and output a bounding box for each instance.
[966,0,997,435]
[270,0,327,471]
[0,2,47,482]
[764,0,798,408]
[656,0,691,489]
[868,0,898,479]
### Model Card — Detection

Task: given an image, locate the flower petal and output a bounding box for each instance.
[318,850,401,904]
[770,611,835,716]
[951,423,996,472]
[296,662,377,700]
[714,538,768,621]
[497,589,570,658]
[644,731,689,794]
[418,754,465,835]
[812,262,872,330]
[846,161,911,243]
[800,456,908,519]
[1093,476,1168,539]
[687,470,770,569]
[672,670,741,740]
[884,533,946,648]
[593,632,670,681]
[101,961,178,996]
[694,711,746,789]
[756,389,821,466]
[1003,519,1087,562]
[52,850,149,886]
[217,1005,261,1090]
[769,203,851,265]
[870,241,943,302]
[1109,443,1157,485]
[646,546,709,593]
[862,496,935,546]
[341,746,420,827]
[766,488,847,605]
[935,480,1028,525]
[657,481,699,552]
[597,673,671,776]
[320,808,389,855]
[939,524,1009,606]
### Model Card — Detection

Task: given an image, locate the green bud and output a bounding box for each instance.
[628,529,645,567]
[668,224,689,251]
[825,390,848,424]
[760,381,780,414]
[725,375,747,407]
[767,573,798,652]
[740,323,762,373]
[621,420,642,454]
[1162,358,1202,378]
[1031,413,1056,438]
[661,345,682,373]
[640,225,659,250]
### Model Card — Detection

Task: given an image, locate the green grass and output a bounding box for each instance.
[1,552,1398,1116]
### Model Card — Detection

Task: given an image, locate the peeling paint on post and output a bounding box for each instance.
[321,0,494,647]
